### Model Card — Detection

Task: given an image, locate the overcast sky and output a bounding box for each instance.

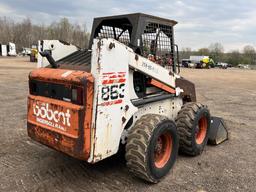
[0,0,255,52]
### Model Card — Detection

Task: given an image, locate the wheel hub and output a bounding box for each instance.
[195,116,208,145]
[154,132,172,168]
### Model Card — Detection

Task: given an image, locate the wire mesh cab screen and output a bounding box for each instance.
[94,18,132,46]
[142,22,174,69]
[91,16,175,70]
[97,26,130,45]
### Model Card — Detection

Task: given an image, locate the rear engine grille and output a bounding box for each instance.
[29,80,84,105]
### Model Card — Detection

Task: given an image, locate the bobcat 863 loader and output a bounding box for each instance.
[27,13,228,183]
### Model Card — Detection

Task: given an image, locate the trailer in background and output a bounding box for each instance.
[0,43,17,56]
[190,55,209,63]
[0,44,8,56]
[7,42,17,56]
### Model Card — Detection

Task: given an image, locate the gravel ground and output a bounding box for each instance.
[0,57,255,192]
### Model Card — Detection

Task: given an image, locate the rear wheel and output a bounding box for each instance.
[125,114,178,183]
[176,102,211,156]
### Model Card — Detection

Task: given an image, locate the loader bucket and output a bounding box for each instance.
[208,116,228,145]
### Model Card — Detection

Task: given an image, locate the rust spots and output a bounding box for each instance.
[97,40,103,73]
[98,99,123,106]
[109,42,115,49]
[122,116,126,124]
[29,68,94,86]
[169,71,174,76]
[135,54,139,61]
[27,69,95,161]
[97,40,102,49]
[27,123,89,160]
[125,105,129,112]
[93,153,103,162]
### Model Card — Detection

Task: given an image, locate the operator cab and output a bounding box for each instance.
[89,13,179,99]
[46,13,179,100]
[90,13,178,72]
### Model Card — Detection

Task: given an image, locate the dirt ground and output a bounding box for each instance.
[0,57,255,192]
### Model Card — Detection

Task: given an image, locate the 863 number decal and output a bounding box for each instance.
[99,72,126,106]
[102,83,125,101]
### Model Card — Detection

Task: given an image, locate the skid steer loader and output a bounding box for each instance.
[27,13,228,183]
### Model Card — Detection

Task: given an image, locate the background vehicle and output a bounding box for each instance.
[181,59,191,67]
[238,64,250,69]
[190,56,215,69]
[216,62,228,69]
[30,45,38,62]
[21,47,31,56]
[27,13,227,183]
[7,42,17,56]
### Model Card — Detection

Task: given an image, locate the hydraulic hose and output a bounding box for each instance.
[39,50,58,68]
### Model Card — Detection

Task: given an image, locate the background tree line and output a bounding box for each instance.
[180,43,256,66]
[0,17,90,51]
[1,16,255,66]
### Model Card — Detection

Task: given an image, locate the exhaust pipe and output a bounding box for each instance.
[39,50,58,68]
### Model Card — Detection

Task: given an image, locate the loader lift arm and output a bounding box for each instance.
[127,50,177,93]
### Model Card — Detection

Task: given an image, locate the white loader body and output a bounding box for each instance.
[89,38,183,162]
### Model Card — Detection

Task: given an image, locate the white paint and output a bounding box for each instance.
[128,47,176,89]
[37,40,78,68]
[133,97,183,122]
[0,45,7,56]
[90,38,138,163]
[33,102,71,130]
[61,70,73,77]
[175,87,184,97]
[88,38,182,163]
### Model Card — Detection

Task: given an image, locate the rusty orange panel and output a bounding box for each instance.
[149,79,176,94]
[28,95,82,138]
[83,75,94,158]
[29,68,94,85]
[27,68,94,161]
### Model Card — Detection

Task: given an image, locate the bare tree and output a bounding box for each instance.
[243,45,256,65]
[209,43,224,63]
[179,47,192,60]
[198,48,210,56]
[0,17,14,44]
[12,18,32,50]
[0,16,90,51]
[225,50,241,66]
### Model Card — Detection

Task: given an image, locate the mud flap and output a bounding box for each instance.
[208,116,228,145]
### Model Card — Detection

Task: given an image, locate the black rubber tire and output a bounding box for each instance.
[125,114,178,183]
[176,102,211,156]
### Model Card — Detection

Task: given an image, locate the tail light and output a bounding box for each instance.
[71,86,84,105]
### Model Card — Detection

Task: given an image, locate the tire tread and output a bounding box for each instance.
[176,102,209,156]
[125,114,166,183]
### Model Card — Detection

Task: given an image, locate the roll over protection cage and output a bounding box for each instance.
[89,13,179,73]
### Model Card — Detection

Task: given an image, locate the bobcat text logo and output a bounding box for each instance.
[33,102,71,130]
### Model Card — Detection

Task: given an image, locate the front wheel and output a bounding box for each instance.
[125,114,178,183]
[176,102,211,156]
